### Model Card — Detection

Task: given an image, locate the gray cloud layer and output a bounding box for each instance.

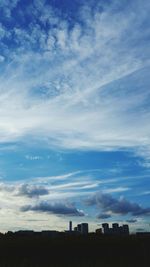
[17,184,49,198]
[85,192,150,217]
[97,213,111,219]
[21,201,85,217]
[126,219,137,223]
[0,183,49,198]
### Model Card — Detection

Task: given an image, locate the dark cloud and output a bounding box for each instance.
[97,213,111,219]
[21,201,85,217]
[126,219,137,223]
[17,184,49,198]
[85,192,150,217]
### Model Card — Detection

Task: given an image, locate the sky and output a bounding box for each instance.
[0,0,149,233]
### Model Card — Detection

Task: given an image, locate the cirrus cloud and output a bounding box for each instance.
[0,0,149,164]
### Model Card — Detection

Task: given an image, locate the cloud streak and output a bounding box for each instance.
[0,0,149,162]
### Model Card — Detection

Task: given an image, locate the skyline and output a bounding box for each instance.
[0,0,150,233]
[0,220,131,236]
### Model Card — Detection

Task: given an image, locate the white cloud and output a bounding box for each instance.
[25,155,43,160]
[0,170,119,212]
[0,169,103,231]
[103,187,130,194]
[0,0,149,162]
[0,0,20,18]
[0,169,147,232]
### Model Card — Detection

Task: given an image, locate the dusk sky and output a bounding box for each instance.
[0,0,150,233]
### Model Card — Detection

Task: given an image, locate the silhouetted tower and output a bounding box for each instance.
[69,221,72,232]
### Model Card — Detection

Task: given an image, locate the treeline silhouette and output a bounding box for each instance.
[0,233,149,267]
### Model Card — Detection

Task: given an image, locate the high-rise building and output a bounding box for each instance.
[112,223,120,234]
[76,223,89,234]
[81,223,88,235]
[112,223,119,229]
[102,223,109,234]
[77,224,82,232]
[69,221,72,232]
[122,224,129,235]
[101,223,129,235]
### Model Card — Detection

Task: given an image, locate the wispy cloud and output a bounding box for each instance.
[0,0,149,232]
[103,187,130,194]
[0,0,149,163]
[126,219,137,223]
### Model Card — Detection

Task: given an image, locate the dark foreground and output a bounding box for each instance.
[0,234,149,267]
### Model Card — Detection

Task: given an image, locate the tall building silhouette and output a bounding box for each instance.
[102,223,109,234]
[76,223,89,234]
[77,224,82,232]
[81,223,88,235]
[101,223,129,235]
[69,221,72,232]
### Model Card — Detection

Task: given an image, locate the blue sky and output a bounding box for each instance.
[0,0,149,233]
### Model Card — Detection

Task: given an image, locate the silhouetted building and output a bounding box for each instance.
[102,223,109,234]
[122,224,129,235]
[15,230,34,236]
[41,231,59,237]
[69,221,72,232]
[77,224,82,232]
[95,228,102,234]
[112,223,120,235]
[136,232,150,236]
[81,223,88,235]
[75,223,89,234]
[102,223,129,235]
[112,223,119,229]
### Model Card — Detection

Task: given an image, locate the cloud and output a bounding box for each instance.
[16,184,49,198]
[126,219,137,223]
[0,0,149,163]
[0,182,49,198]
[0,170,104,205]
[25,155,43,160]
[0,0,20,18]
[141,191,150,196]
[21,201,85,217]
[85,192,150,217]
[97,213,111,219]
[103,187,130,194]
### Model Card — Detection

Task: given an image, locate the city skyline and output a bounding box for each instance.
[0,220,132,236]
[0,0,149,233]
